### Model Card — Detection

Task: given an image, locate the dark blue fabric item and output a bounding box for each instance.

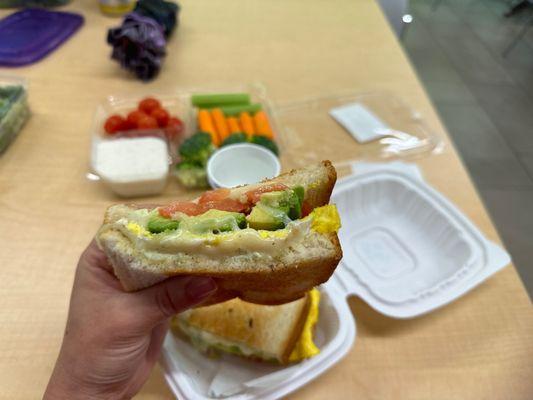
[107,12,166,81]
[134,0,179,38]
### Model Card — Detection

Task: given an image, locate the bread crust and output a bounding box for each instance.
[177,294,311,363]
[97,161,342,305]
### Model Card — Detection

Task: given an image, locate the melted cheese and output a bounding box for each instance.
[119,217,311,258]
[175,320,275,359]
[289,288,320,362]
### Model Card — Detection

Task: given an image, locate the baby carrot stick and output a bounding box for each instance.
[239,112,255,138]
[227,117,241,134]
[198,109,220,146]
[211,108,230,141]
[253,110,274,139]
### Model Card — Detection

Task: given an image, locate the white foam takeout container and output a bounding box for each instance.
[160,166,510,399]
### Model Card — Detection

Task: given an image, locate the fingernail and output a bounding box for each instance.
[186,277,217,301]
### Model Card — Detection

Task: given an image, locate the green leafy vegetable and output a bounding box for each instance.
[175,161,210,189]
[220,132,248,147]
[250,135,279,156]
[179,132,216,165]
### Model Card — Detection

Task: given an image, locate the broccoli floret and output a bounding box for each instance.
[179,132,215,165]
[250,135,279,156]
[174,161,210,189]
[220,132,247,147]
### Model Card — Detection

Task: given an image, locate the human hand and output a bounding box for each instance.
[44,240,217,399]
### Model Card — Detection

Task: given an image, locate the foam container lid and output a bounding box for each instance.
[333,164,510,318]
[160,162,510,399]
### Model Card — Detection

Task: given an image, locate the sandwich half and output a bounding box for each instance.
[97,160,342,305]
[173,288,321,364]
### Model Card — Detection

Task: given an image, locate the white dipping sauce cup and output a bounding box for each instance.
[207,143,281,189]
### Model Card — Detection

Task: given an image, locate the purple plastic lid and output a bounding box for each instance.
[0,8,84,67]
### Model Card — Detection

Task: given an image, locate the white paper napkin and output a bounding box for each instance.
[207,359,301,398]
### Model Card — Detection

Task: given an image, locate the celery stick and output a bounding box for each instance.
[191,93,251,108]
[220,103,262,116]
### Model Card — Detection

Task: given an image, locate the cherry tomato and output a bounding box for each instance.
[165,117,184,139]
[104,114,126,134]
[151,108,170,127]
[245,183,289,204]
[127,110,147,129]
[199,188,231,204]
[138,97,161,114]
[137,115,158,130]
[121,119,136,131]
[159,202,204,218]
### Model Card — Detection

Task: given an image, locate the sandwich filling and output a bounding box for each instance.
[289,288,320,361]
[107,185,340,258]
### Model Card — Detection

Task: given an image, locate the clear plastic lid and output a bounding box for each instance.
[274,91,443,173]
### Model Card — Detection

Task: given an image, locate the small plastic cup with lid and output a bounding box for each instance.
[206,143,281,189]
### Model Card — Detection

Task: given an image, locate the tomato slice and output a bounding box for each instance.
[198,188,231,204]
[158,196,248,218]
[200,198,249,213]
[245,183,288,204]
[159,202,204,218]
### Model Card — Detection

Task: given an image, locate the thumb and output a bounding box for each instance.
[132,276,217,327]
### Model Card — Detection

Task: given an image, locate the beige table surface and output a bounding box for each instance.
[1,0,532,399]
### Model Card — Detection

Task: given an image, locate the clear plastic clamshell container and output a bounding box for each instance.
[161,164,510,399]
[89,83,285,197]
[274,91,443,174]
[183,83,284,146]
[0,75,30,155]
[89,93,193,197]
[89,85,443,197]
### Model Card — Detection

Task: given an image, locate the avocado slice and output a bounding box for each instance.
[288,186,304,220]
[186,209,246,234]
[247,203,287,230]
[293,186,304,206]
[259,187,304,220]
[147,216,180,233]
[259,190,291,212]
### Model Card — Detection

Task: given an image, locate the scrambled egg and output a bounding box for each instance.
[289,288,321,362]
[310,205,341,234]
[126,222,152,238]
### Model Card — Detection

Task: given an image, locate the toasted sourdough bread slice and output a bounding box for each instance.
[174,293,311,364]
[97,161,342,305]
